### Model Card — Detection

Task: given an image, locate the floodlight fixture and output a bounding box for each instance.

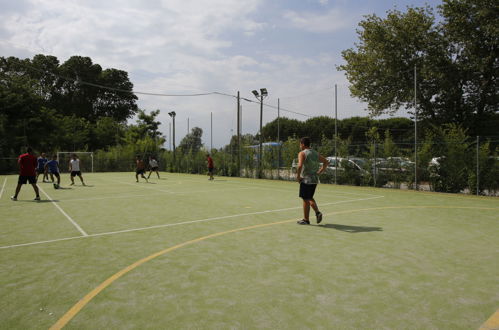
[260,88,268,96]
[168,111,176,117]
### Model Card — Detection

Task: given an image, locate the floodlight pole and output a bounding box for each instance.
[168,111,176,165]
[259,93,263,178]
[210,112,213,152]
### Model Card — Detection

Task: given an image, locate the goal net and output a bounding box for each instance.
[57,152,94,173]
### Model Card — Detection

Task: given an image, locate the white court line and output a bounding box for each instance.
[0,195,384,249]
[0,178,6,199]
[38,186,88,236]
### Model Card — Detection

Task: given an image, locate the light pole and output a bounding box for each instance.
[168,111,176,167]
[252,88,268,178]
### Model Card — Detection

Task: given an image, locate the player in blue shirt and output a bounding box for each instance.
[36,153,49,183]
[45,155,61,189]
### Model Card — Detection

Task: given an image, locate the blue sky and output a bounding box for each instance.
[0,0,440,148]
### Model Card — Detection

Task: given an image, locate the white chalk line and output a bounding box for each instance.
[38,186,88,237]
[0,177,6,200]
[0,195,384,249]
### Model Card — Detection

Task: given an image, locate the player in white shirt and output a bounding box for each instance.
[147,156,161,179]
[69,154,86,186]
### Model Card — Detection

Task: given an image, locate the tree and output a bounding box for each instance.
[178,127,203,154]
[339,1,498,135]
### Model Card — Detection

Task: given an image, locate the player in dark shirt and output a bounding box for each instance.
[11,147,41,201]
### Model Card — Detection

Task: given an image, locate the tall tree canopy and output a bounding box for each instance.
[0,54,139,155]
[339,0,498,135]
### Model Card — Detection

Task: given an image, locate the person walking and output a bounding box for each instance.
[296,137,329,225]
[11,147,41,201]
[69,154,86,186]
[206,154,214,181]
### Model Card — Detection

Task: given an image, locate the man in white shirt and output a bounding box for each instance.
[69,154,86,186]
[147,156,161,179]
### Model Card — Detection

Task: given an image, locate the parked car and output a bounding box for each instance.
[325,157,368,175]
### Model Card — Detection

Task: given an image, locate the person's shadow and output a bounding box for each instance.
[316,223,382,233]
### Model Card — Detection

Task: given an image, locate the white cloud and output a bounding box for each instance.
[283,8,351,33]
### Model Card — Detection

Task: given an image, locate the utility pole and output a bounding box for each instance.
[414,64,418,191]
[334,84,338,185]
[277,98,280,179]
[237,91,241,177]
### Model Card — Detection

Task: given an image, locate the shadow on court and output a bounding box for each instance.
[18,199,59,203]
[317,223,383,233]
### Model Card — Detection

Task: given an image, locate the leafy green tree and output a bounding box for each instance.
[340,1,498,135]
[178,127,203,154]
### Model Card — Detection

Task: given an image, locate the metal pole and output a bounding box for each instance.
[476,135,479,196]
[169,122,172,151]
[187,117,189,134]
[277,98,280,179]
[259,95,263,178]
[334,84,338,185]
[210,112,213,152]
[173,116,176,164]
[414,64,418,191]
[237,91,241,177]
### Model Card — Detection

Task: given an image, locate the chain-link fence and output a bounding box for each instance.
[2,136,497,196]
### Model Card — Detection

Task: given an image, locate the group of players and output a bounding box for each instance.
[10,148,86,201]
[10,138,325,226]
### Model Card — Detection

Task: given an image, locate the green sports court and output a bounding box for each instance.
[0,172,498,329]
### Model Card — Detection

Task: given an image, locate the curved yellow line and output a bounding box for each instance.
[479,308,499,330]
[50,205,498,329]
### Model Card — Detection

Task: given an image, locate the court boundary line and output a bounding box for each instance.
[49,205,499,330]
[0,195,383,249]
[38,186,88,237]
[0,177,6,199]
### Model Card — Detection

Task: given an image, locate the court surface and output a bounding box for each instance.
[0,172,498,329]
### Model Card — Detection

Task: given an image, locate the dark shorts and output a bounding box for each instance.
[71,171,82,177]
[18,176,37,185]
[50,171,60,177]
[299,183,317,200]
[151,166,159,171]
[208,167,214,174]
[136,169,145,175]
[37,168,45,174]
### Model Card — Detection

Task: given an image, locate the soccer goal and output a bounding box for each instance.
[57,152,94,173]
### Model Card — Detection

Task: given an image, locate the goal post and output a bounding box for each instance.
[57,152,94,173]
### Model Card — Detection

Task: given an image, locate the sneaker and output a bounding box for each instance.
[316,212,323,224]
[10,196,17,201]
[34,196,40,201]
[70,182,74,186]
[297,219,310,225]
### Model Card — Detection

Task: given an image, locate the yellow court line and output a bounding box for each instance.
[479,309,499,330]
[50,205,499,329]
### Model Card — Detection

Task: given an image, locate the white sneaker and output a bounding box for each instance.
[10,196,17,201]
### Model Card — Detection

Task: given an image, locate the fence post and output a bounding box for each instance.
[476,136,479,196]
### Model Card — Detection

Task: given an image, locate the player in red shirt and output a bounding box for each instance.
[206,154,214,181]
[11,147,41,201]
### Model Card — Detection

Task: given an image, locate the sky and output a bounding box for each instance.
[0,0,439,148]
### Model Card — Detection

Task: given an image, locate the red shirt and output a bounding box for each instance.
[207,157,214,168]
[18,153,37,176]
